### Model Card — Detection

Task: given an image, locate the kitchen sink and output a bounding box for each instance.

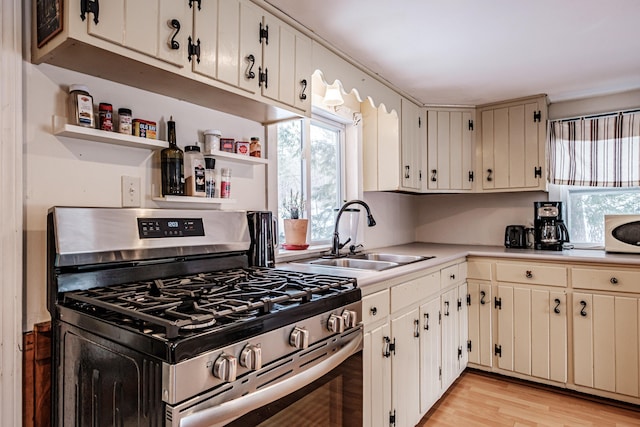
[305,258,399,271]
[293,253,434,271]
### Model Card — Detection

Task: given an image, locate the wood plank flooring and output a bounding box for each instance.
[417,370,640,426]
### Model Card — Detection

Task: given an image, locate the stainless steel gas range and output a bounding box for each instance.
[47,207,363,427]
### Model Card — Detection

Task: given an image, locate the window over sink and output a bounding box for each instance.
[274,116,345,246]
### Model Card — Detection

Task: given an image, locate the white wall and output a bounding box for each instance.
[24,63,267,328]
[361,191,417,248]
[414,192,548,246]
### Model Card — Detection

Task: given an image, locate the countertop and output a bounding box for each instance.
[277,242,640,289]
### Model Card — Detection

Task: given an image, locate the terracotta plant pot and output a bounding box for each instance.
[283,219,308,245]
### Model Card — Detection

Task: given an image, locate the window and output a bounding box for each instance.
[550,184,640,248]
[276,117,344,245]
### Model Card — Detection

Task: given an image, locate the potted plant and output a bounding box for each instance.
[282,190,308,248]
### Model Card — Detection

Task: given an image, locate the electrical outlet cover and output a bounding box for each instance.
[121,176,141,207]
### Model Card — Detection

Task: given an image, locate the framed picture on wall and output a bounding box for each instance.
[36,0,63,48]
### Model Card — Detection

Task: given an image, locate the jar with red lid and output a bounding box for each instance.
[99,103,113,131]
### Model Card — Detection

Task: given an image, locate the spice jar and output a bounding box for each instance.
[68,84,94,128]
[220,138,235,153]
[98,103,113,131]
[203,129,221,155]
[220,168,231,198]
[118,108,132,135]
[184,145,206,197]
[250,137,262,158]
[204,156,216,198]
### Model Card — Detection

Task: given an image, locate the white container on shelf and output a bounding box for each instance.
[184,145,206,197]
[203,129,221,155]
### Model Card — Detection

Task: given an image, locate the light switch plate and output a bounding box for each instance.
[121,176,141,207]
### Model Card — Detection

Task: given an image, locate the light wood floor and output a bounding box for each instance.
[417,370,640,426]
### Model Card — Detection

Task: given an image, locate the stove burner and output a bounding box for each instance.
[63,267,357,339]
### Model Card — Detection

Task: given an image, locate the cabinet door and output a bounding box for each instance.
[87,0,189,67]
[260,12,285,102]
[574,293,639,396]
[391,308,421,427]
[467,281,493,367]
[531,290,567,382]
[293,35,312,112]
[400,99,424,191]
[480,97,545,191]
[419,297,441,413]
[362,103,400,192]
[457,282,469,374]
[440,287,458,389]
[215,0,242,86]
[364,323,392,427]
[239,0,262,94]
[496,285,515,371]
[192,0,221,80]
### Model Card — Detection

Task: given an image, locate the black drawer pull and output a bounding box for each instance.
[580,300,587,317]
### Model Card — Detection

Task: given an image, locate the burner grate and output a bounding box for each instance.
[62,267,356,339]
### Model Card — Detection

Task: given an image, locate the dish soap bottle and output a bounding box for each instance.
[161,117,184,195]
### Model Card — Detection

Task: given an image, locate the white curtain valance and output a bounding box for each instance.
[547,111,640,187]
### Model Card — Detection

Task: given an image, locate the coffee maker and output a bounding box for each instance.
[534,201,570,251]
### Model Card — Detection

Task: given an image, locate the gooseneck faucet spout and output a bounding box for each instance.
[330,200,376,257]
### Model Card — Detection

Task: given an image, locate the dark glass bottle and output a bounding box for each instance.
[161,116,184,195]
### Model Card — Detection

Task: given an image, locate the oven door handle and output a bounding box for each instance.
[179,333,362,427]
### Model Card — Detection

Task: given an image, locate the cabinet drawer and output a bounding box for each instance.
[496,262,567,287]
[362,290,389,324]
[391,272,439,313]
[572,267,640,293]
[467,260,492,281]
[440,264,462,288]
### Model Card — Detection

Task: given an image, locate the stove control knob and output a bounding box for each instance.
[213,354,237,383]
[327,313,345,333]
[342,309,358,328]
[240,344,262,371]
[289,326,309,350]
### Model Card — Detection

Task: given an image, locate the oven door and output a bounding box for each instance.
[170,329,363,427]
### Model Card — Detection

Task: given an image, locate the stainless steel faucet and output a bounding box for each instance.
[330,200,376,257]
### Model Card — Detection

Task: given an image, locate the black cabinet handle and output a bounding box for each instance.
[610,277,619,285]
[413,319,420,338]
[580,300,587,317]
[554,298,561,314]
[169,19,181,50]
[404,165,410,179]
[424,313,429,330]
[383,336,391,358]
[480,291,486,305]
[444,301,450,316]
[487,169,493,181]
[431,169,437,182]
[525,270,533,279]
[299,79,308,100]
[370,306,377,316]
[245,55,256,80]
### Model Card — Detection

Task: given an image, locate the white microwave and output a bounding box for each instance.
[605,214,640,253]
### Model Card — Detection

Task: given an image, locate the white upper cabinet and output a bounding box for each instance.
[400,99,425,191]
[362,102,400,192]
[426,108,475,192]
[478,95,548,192]
[86,0,191,68]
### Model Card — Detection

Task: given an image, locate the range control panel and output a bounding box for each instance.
[137,218,205,239]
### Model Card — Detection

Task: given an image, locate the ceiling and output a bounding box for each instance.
[265,0,640,106]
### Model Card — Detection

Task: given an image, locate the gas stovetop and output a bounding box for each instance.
[61,267,358,339]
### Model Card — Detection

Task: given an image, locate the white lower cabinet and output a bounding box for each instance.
[495,284,567,382]
[467,281,493,367]
[573,292,639,397]
[362,261,468,427]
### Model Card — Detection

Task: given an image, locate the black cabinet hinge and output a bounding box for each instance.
[439,367,442,380]
[389,410,396,427]
[494,297,502,310]
[466,294,471,306]
[188,0,201,10]
[468,119,474,130]
[468,171,474,182]
[467,340,472,352]
[458,346,463,360]
[457,298,462,311]
[259,67,269,89]
[534,166,542,178]
[188,36,200,63]
[439,311,442,324]
[418,116,422,128]
[533,110,542,122]
[260,22,269,45]
[495,344,502,357]
[80,0,100,24]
